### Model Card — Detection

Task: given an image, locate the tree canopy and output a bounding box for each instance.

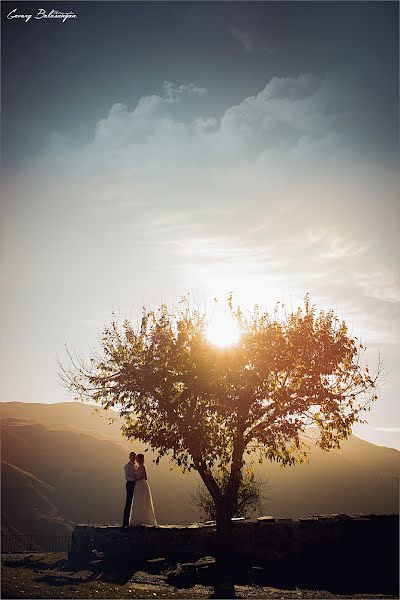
[62,295,379,515]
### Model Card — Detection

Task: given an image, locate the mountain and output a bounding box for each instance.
[1,401,399,536]
[262,436,399,518]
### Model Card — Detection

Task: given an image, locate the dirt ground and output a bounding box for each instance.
[1,553,397,600]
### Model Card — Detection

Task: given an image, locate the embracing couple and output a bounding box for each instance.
[122,451,157,527]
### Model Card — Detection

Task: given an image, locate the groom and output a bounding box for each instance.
[122,451,137,527]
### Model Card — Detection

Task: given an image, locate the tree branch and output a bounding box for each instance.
[196,460,222,504]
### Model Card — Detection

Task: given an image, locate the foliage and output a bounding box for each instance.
[191,469,268,520]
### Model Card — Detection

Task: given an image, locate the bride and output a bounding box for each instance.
[129,453,157,526]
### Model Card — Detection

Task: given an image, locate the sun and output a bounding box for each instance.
[205,313,240,348]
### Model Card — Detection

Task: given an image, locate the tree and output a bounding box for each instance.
[191,469,268,521]
[61,295,379,594]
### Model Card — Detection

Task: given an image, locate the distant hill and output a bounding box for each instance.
[0,401,124,443]
[0,417,200,533]
[1,459,73,535]
[1,401,399,535]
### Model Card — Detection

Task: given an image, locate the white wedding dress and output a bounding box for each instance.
[129,466,157,526]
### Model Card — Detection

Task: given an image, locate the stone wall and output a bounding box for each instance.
[69,514,399,594]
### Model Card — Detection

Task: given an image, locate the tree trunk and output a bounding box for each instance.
[213,498,235,598]
[213,440,244,597]
[194,442,245,597]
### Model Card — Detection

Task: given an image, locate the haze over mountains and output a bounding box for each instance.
[1,402,398,536]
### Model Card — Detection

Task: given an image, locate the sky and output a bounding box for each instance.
[1,1,399,448]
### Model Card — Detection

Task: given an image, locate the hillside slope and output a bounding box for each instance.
[1,460,73,535]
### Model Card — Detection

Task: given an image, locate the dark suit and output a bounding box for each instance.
[123,480,135,527]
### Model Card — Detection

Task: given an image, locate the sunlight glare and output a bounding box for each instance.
[205,313,240,348]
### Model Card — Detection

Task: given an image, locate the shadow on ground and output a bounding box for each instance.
[2,553,398,600]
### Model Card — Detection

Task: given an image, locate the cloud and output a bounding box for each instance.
[217,73,354,164]
[230,27,255,53]
[92,80,207,157]
[355,272,400,304]
[373,427,400,433]
[317,237,371,261]
[42,71,394,183]
[229,25,274,55]
[162,81,207,102]
[34,71,367,202]
[8,74,399,344]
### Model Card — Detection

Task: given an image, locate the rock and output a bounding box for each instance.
[249,566,264,584]
[277,518,293,523]
[167,562,197,588]
[145,557,167,573]
[195,556,216,584]
[195,556,215,566]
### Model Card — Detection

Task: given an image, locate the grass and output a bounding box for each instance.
[1,553,397,600]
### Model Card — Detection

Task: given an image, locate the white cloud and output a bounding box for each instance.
[219,74,336,152]
[373,427,400,433]
[40,71,398,196]
[68,73,350,175]
[318,237,371,261]
[79,71,384,183]
[355,272,400,304]
[162,81,207,102]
